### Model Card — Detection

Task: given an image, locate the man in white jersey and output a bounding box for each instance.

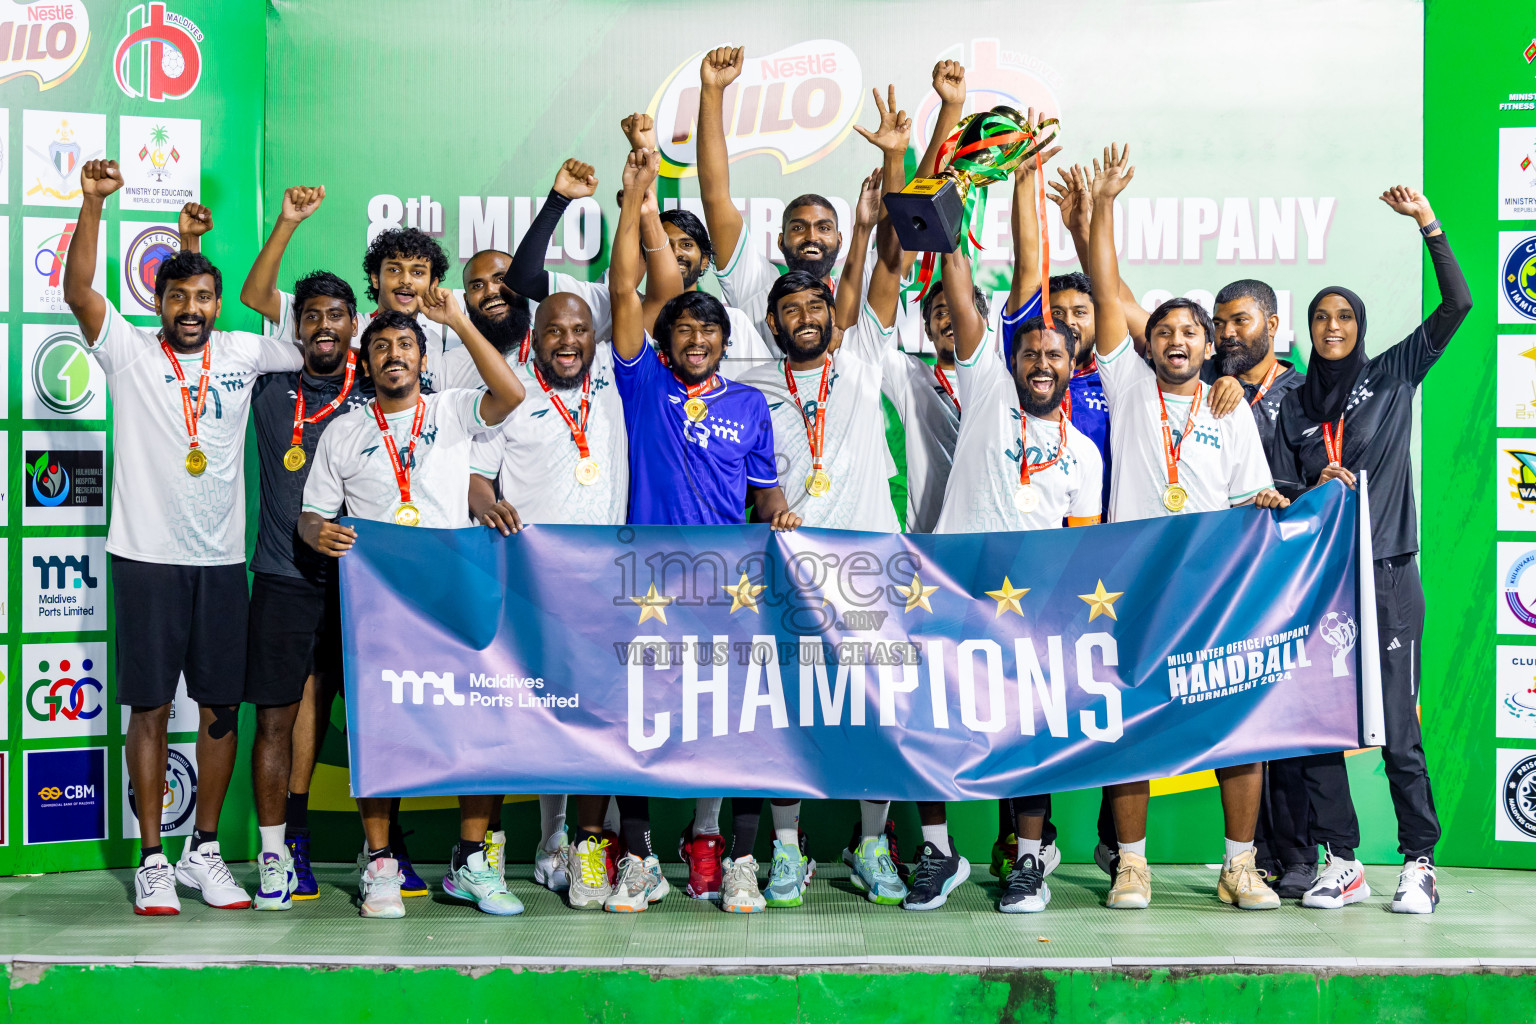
[734,92,909,908]
[439,248,534,390]
[299,293,528,920]
[922,252,1102,914]
[64,160,303,916]
[240,185,461,392]
[464,290,628,907]
[1083,145,1287,913]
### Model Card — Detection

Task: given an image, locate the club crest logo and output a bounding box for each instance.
[124,225,178,312]
[25,119,98,202]
[114,2,202,102]
[1504,235,1536,322]
[1502,754,1536,839]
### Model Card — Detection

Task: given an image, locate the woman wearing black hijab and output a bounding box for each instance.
[1270,186,1471,916]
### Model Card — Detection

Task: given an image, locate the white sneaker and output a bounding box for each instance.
[1390,857,1438,914]
[566,835,613,910]
[1301,852,1371,909]
[253,850,295,911]
[134,853,181,916]
[359,856,406,919]
[605,853,669,912]
[721,856,765,914]
[175,841,251,909]
[1039,840,1062,877]
[486,829,507,888]
[535,831,571,891]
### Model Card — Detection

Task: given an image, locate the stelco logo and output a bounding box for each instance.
[37,784,93,800]
[0,3,91,92]
[114,2,201,102]
[27,656,102,722]
[650,39,862,177]
[385,669,464,706]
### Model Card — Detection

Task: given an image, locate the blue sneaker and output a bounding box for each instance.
[286,830,318,900]
[848,835,907,905]
[253,850,295,911]
[442,850,525,916]
[393,842,428,897]
[764,839,810,907]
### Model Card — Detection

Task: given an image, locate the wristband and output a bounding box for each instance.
[1419,218,1441,237]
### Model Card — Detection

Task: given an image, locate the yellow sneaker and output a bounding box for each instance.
[1218,848,1281,910]
[1106,849,1151,909]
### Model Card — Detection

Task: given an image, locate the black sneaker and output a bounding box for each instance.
[900,840,971,911]
[1276,861,1318,899]
[998,853,1050,913]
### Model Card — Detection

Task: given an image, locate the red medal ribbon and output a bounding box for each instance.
[675,372,722,403]
[534,363,592,460]
[1321,416,1344,465]
[1248,361,1281,407]
[1035,150,1053,329]
[160,338,211,453]
[784,357,832,477]
[1019,409,1068,487]
[290,351,358,449]
[372,397,426,506]
[1156,383,1204,489]
[933,363,959,413]
[517,330,531,364]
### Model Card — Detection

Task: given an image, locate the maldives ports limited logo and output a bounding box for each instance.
[0,2,91,92]
[113,2,201,102]
[650,39,863,177]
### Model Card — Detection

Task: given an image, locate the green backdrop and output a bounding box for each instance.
[8,0,1517,874]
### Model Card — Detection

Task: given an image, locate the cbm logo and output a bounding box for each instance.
[114,3,203,103]
[384,670,464,706]
[33,554,97,590]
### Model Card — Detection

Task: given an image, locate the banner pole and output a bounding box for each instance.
[1356,471,1385,746]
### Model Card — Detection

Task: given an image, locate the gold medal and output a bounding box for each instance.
[805,470,832,496]
[1013,483,1040,514]
[283,445,307,472]
[575,457,601,486]
[394,502,421,527]
[1162,483,1188,513]
[185,448,207,476]
[684,397,708,422]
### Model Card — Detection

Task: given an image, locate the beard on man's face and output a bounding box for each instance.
[1215,330,1270,378]
[775,319,831,364]
[468,296,533,355]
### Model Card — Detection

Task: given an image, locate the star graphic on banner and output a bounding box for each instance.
[1078,579,1123,621]
[722,573,766,614]
[631,583,673,625]
[1523,344,1536,366]
[896,572,939,614]
[984,577,1031,618]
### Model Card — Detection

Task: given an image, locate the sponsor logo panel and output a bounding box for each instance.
[21,536,106,633]
[114,2,202,102]
[123,742,197,838]
[118,115,199,212]
[22,430,105,526]
[1496,747,1536,843]
[1496,646,1536,741]
[21,108,103,208]
[25,747,107,844]
[1497,335,1536,428]
[21,323,105,420]
[118,221,180,314]
[22,642,107,740]
[21,218,105,315]
[0,5,91,93]
[1501,126,1536,220]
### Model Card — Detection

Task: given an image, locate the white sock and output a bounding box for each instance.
[603,796,620,835]
[920,824,950,856]
[259,824,286,857]
[539,794,567,849]
[859,800,890,839]
[1017,836,1043,861]
[771,801,800,847]
[693,797,723,836]
[1119,838,1147,858]
[1223,837,1254,867]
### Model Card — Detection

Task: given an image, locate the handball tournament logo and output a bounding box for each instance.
[1319,611,1357,678]
[114,2,202,102]
[1503,235,1536,321]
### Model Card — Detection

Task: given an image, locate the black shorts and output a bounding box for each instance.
[112,555,249,708]
[245,570,343,706]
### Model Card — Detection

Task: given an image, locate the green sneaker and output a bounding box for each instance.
[442,849,524,916]
[764,839,809,907]
[848,835,907,905]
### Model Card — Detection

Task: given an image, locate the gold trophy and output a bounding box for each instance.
[885,105,1058,254]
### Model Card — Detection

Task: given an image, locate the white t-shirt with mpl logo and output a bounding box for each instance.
[85,302,303,566]
[302,388,501,529]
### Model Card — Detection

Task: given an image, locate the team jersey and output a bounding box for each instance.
[736,301,901,532]
[266,289,459,393]
[302,388,501,528]
[1098,335,1272,522]
[613,337,777,525]
[438,343,525,391]
[1202,358,1305,453]
[881,350,960,533]
[85,302,303,565]
[935,335,1102,534]
[251,367,371,582]
[483,347,628,526]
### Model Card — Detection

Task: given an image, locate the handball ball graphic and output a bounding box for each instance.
[1320,612,1356,649]
[162,45,185,78]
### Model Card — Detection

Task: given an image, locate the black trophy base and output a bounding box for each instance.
[884,176,965,253]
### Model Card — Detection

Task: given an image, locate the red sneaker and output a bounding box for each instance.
[678,829,725,900]
[600,829,622,886]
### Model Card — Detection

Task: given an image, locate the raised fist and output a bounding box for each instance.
[700,46,744,91]
[80,160,122,199]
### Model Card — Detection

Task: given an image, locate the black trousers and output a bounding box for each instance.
[1299,554,1440,861]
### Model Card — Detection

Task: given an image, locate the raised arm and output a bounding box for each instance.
[1007,110,1062,315]
[833,168,880,331]
[64,160,120,341]
[241,185,324,324]
[852,85,911,330]
[508,160,596,304]
[622,113,685,327]
[697,46,746,272]
[942,249,987,362]
[419,285,525,425]
[1084,146,1136,356]
[1380,185,1471,347]
[176,202,213,255]
[610,148,660,361]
